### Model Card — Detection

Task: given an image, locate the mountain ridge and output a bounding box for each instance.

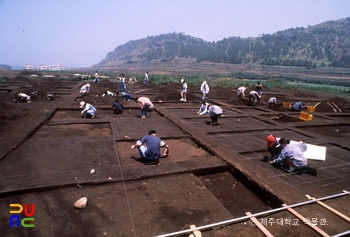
[96,17,350,69]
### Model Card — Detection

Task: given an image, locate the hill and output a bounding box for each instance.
[95,18,350,69]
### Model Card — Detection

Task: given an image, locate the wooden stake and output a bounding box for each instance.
[246,212,274,237]
[305,195,350,223]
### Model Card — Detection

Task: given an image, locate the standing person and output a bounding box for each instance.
[248,90,261,105]
[180,78,187,102]
[131,130,169,163]
[199,104,223,125]
[119,73,127,93]
[93,71,100,83]
[80,83,90,96]
[80,101,96,118]
[269,139,308,172]
[256,81,263,97]
[144,71,149,84]
[134,96,154,118]
[268,97,278,107]
[121,92,134,101]
[112,99,124,114]
[292,101,303,111]
[200,81,209,101]
[236,86,246,98]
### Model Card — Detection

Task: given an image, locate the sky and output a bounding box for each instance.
[0,0,349,69]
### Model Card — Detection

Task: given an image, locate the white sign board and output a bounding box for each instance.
[276,138,326,161]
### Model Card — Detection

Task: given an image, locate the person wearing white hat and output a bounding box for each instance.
[180,78,187,102]
[200,81,209,101]
[80,83,90,96]
[80,101,96,118]
[131,130,169,163]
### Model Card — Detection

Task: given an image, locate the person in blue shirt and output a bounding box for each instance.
[292,101,303,111]
[120,92,134,101]
[131,130,169,163]
[80,101,96,118]
[197,101,209,115]
[269,138,308,172]
[112,99,124,114]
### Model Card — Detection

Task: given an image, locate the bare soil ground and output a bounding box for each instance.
[0,70,349,237]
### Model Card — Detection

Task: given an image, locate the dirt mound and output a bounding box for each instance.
[0,102,30,132]
[293,92,318,98]
[12,75,31,82]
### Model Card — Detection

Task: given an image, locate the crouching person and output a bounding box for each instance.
[80,101,96,118]
[18,93,31,103]
[112,99,124,114]
[131,130,169,164]
[269,138,308,172]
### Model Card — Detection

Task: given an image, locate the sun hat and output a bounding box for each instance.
[80,101,86,108]
[181,79,184,83]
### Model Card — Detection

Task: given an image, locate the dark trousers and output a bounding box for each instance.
[211,113,221,123]
[141,104,150,116]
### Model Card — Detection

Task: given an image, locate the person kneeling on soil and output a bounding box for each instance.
[269,138,307,172]
[131,130,169,164]
[262,135,289,162]
[18,93,31,102]
[199,104,222,125]
[291,101,303,111]
[80,101,96,118]
[80,83,90,96]
[268,97,278,107]
[102,90,114,97]
[112,99,124,114]
[197,101,209,115]
[121,92,134,101]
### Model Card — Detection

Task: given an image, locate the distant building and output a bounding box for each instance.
[24,63,68,71]
[37,64,47,71]
[47,65,55,71]
[24,64,34,70]
[57,64,65,70]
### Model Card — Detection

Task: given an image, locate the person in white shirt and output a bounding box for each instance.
[93,71,100,83]
[200,81,209,101]
[236,86,246,98]
[102,91,114,97]
[180,79,187,102]
[18,93,31,102]
[80,83,90,96]
[248,90,261,105]
[144,72,149,84]
[268,97,278,107]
